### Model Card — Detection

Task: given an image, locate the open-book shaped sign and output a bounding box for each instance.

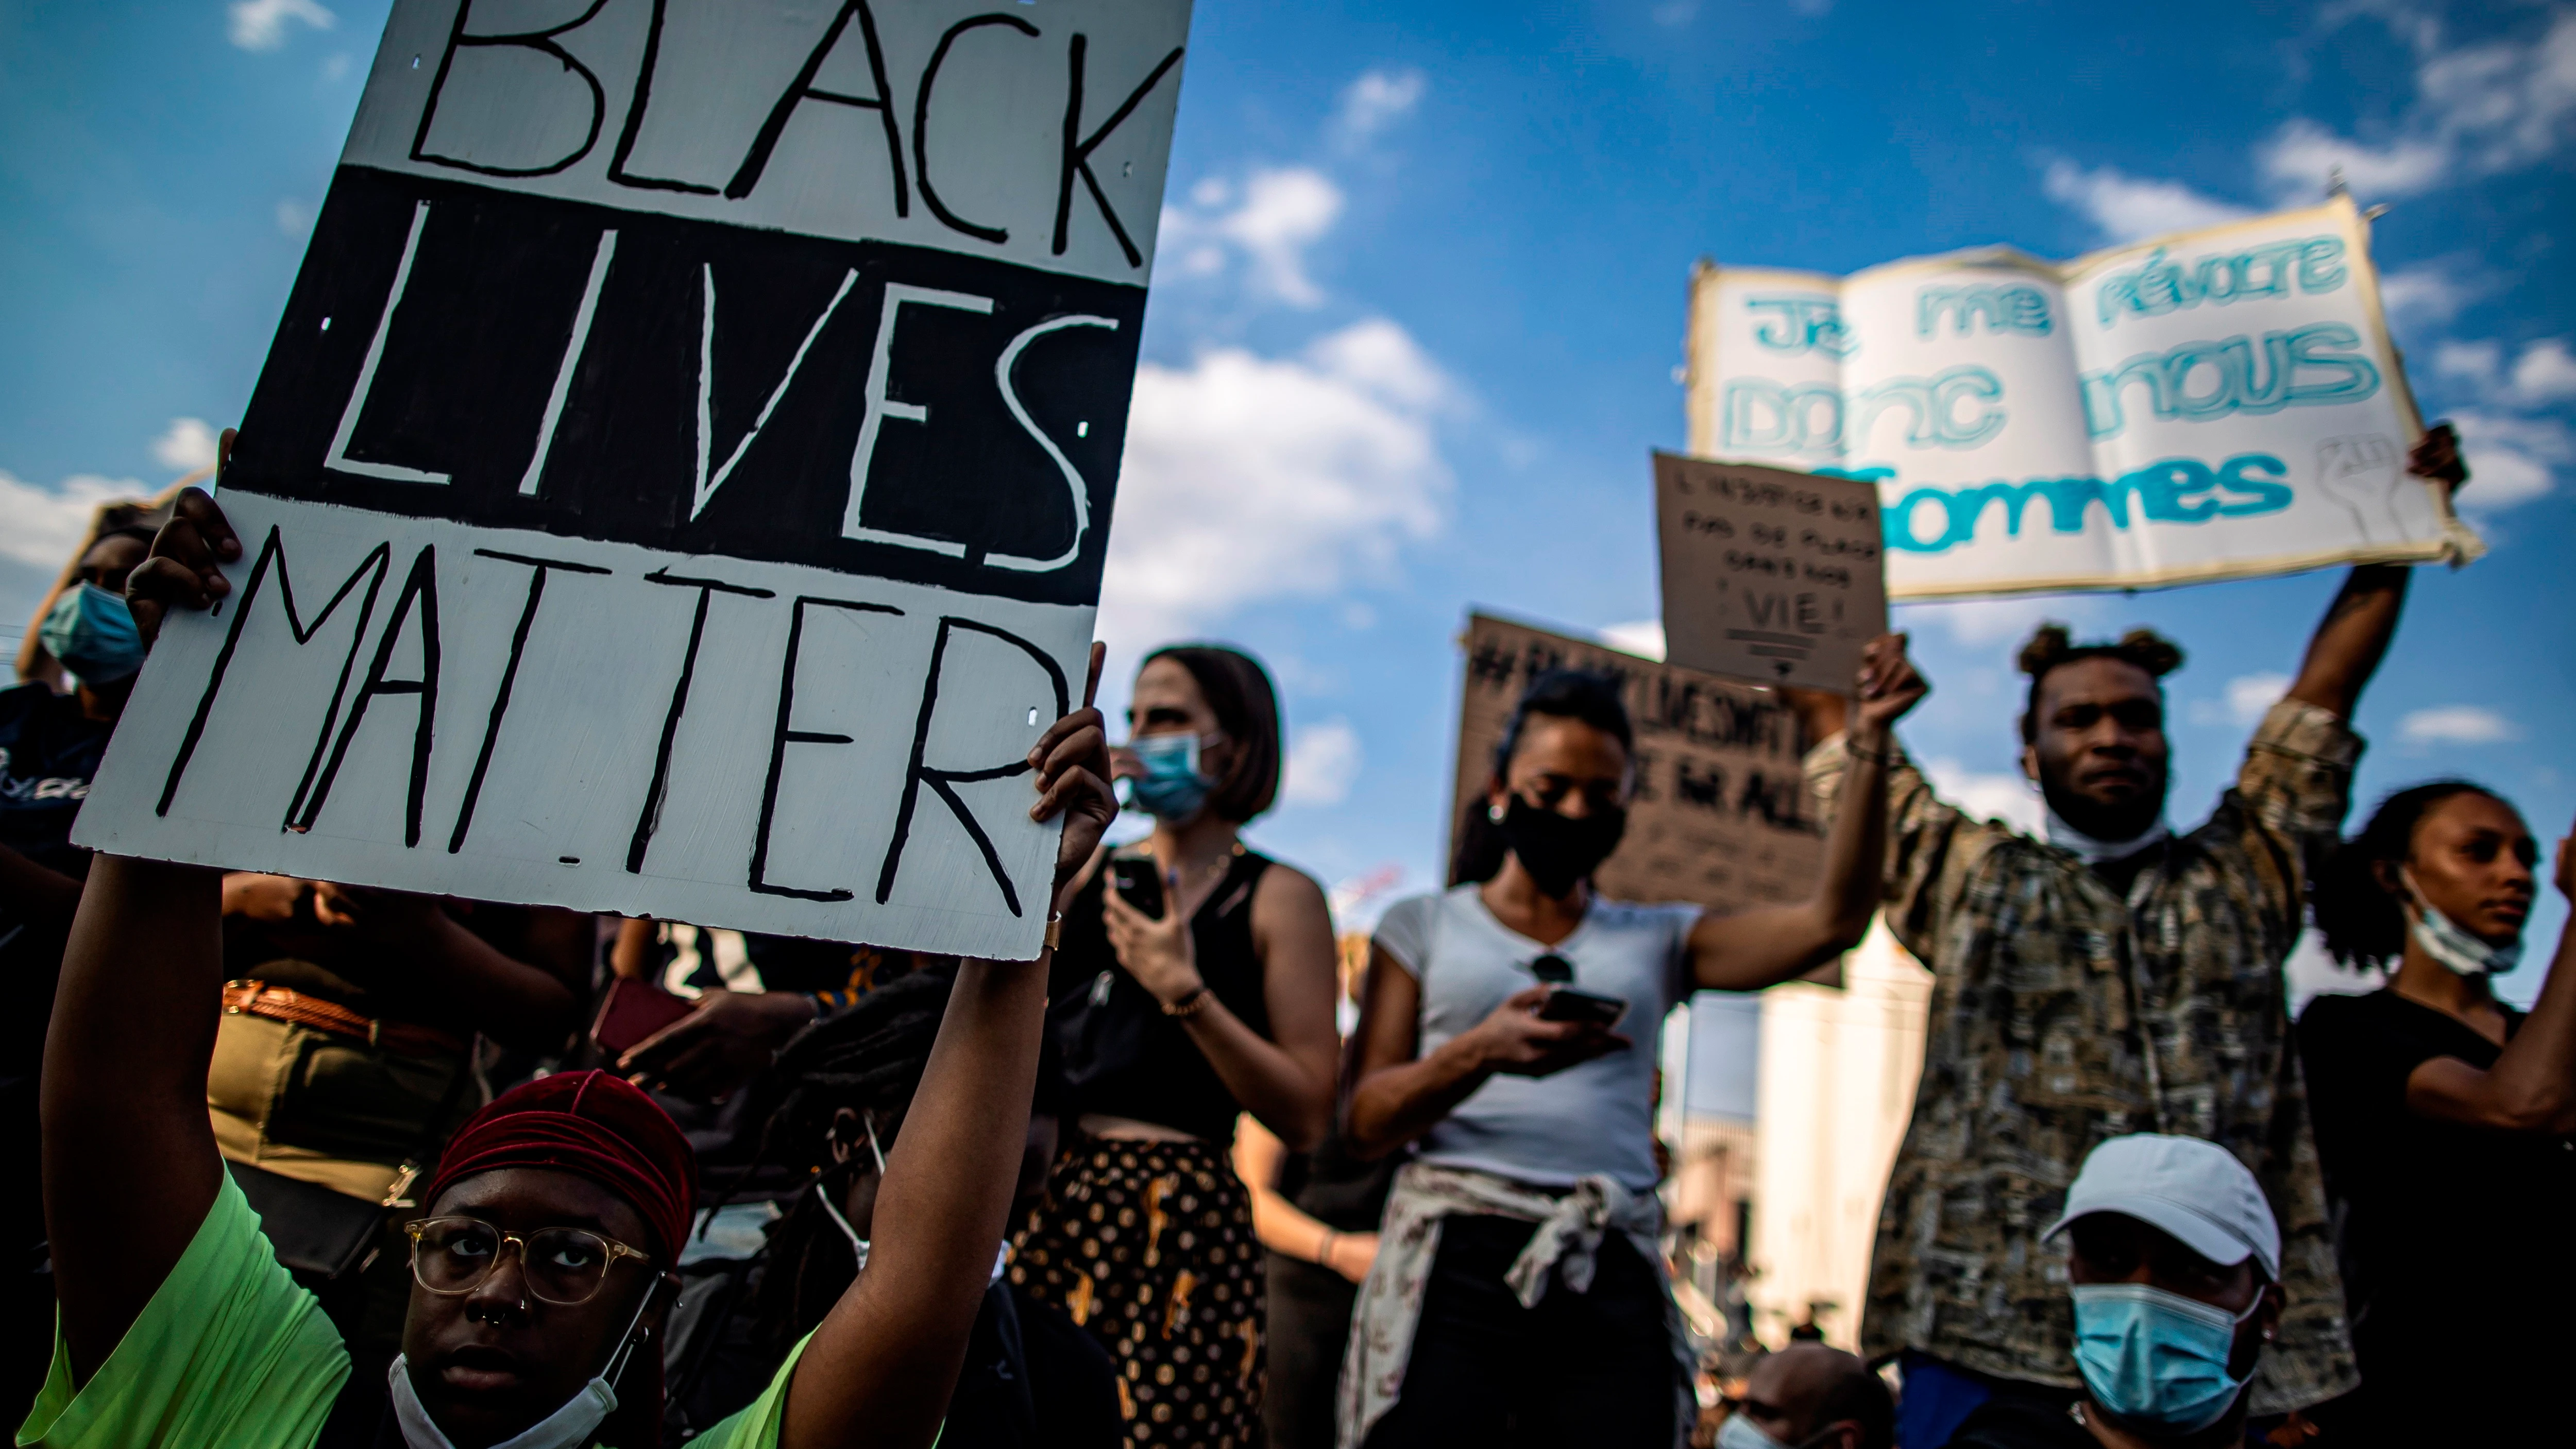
[1685,196,2480,600]
[75,0,1193,961]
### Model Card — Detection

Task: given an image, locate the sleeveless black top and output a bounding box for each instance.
[1045,849,1275,1142]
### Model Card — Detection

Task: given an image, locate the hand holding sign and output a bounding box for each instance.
[1853,632,1928,735]
[125,482,241,648]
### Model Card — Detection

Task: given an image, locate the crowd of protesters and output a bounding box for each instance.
[2,418,2569,1449]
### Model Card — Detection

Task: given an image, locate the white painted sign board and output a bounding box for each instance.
[75,0,1194,961]
[1684,196,2482,599]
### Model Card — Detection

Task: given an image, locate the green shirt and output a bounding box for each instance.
[18,1172,798,1448]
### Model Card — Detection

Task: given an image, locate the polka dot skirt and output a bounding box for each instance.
[1011,1136,1264,1446]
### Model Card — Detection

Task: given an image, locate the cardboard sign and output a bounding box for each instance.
[75,0,1194,961]
[1685,196,2482,599]
[1653,453,1887,692]
[1448,613,1822,917]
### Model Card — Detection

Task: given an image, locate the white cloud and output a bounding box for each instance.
[0,471,147,570]
[2188,671,2290,728]
[1099,318,1454,643]
[276,199,311,236]
[1893,593,2103,648]
[2040,160,2253,244]
[1283,719,1365,807]
[1306,316,1452,411]
[2377,261,2484,334]
[1923,757,2043,837]
[1334,69,1425,146]
[2399,704,2522,746]
[150,417,219,473]
[2257,9,2576,201]
[1159,166,1345,307]
[2436,338,2503,385]
[228,0,334,51]
[2444,408,2570,511]
[2434,336,2576,407]
[2509,338,2576,404]
[1599,620,1666,660]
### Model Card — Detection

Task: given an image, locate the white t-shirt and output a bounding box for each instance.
[1372,885,1701,1191]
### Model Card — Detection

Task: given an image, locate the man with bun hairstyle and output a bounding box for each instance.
[25,467,1120,1446]
[1789,426,2468,1446]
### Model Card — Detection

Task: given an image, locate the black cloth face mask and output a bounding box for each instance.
[1498,795,1626,897]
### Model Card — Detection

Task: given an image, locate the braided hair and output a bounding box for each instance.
[2016,624,2184,742]
[722,965,956,1354]
[2312,780,2504,971]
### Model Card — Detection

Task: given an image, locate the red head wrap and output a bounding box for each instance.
[422,1070,696,1262]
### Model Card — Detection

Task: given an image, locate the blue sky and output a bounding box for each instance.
[4,0,2572,1004]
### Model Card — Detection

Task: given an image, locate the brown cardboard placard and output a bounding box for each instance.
[1654,452,1888,693]
[1447,611,1825,923]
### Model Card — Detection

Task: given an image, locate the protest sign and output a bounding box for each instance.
[1653,453,1886,692]
[1684,196,2481,599]
[75,0,1193,960]
[1448,613,1822,917]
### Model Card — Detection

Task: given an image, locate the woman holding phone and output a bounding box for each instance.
[1338,639,1922,1449]
[1013,644,1340,1447]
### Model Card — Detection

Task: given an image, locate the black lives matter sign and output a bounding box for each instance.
[77,0,1192,960]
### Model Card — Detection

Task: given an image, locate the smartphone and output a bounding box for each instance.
[590,978,697,1059]
[1536,985,1629,1029]
[1110,856,1167,919]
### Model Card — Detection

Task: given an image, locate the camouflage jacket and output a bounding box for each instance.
[1806,700,2360,1412]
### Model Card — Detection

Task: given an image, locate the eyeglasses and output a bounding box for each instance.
[1528,953,1573,984]
[403,1216,654,1306]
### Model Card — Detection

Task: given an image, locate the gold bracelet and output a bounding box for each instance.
[1317,1228,1338,1265]
[1163,985,1213,1018]
[1043,913,1064,951]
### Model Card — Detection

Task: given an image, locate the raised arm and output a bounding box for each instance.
[2407,817,2576,1133]
[44,484,244,1384]
[779,645,1115,1449]
[2285,423,2466,719]
[1688,634,1924,991]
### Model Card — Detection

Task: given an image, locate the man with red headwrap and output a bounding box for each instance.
[23,481,1119,1449]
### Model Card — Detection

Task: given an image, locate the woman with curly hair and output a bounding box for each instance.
[2296,783,2576,1442]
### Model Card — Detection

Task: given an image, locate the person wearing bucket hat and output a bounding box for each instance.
[1941,1134,2283,1449]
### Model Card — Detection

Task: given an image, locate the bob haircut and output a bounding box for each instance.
[1143,644,1283,823]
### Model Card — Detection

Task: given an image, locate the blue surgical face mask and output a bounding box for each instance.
[39,583,145,685]
[2402,867,2524,978]
[1124,732,1217,822]
[1715,1413,1795,1449]
[2070,1282,2259,1434]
